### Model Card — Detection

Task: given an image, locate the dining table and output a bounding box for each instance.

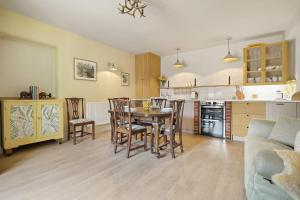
[132,107,172,158]
[109,106,172,158]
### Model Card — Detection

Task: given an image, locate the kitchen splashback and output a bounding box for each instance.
[160,85,288,100]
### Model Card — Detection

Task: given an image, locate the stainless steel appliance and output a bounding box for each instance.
[200,101,225,138]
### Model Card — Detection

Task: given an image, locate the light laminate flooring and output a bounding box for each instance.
[0,133,246,200]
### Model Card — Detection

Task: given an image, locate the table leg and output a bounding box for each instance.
[152,121,161,158]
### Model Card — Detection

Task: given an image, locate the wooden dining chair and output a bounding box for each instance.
[108,97,130,144]
[108,98,115,144]
[156,100,185,158]
[150,98,167,109]
[112,99,147,158]
[65,98,95,145]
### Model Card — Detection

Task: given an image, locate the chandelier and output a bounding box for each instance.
[119,0,147,18]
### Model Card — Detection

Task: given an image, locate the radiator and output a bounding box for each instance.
[86,101,110,125]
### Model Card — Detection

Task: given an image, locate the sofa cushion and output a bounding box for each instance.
[269,118,300,147]
[295,131,300,152]
[248,119,276,138]
[255,150,284,180]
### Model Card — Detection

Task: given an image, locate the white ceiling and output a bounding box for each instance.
[0,0,300,55]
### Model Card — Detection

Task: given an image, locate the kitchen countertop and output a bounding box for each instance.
[134,98,300,103]
[224,99,300,103]
[184,99,300,103]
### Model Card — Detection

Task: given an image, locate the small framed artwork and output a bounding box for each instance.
[121,72,129,86]
[74,58,97,81]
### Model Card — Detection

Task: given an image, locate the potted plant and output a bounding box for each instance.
[158,75,167,88]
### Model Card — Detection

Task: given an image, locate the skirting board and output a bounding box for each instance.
[182,129,194,134]
[233,136,245,142]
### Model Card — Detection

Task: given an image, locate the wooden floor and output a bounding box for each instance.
[0,132,246,200]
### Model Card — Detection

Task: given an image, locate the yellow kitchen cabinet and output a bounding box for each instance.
[231,102,266,137]
[1,99,64,154]
[243,41,290,85]
[135,52,161,99]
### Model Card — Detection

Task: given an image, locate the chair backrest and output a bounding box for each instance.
[108,98,114,110]
[109,97,130,111]
[150,98,167,109]
[168,100,185,132]
[112,99,132,132]
[65,98,85,121]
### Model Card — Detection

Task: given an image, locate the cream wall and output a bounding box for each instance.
[0,7,136,100]
[285,20,300,89]
[0,7,136,154]
[161,35,286,87]
[0,36,56,97]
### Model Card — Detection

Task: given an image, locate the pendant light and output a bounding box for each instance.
[173,48,185,68]
[223,37,238,62]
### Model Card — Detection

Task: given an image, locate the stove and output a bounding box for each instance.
[200,101,225,138]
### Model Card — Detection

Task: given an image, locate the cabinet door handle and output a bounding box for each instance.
[276,103,285,106]
[246,114,249,117]
[246,126,249,129]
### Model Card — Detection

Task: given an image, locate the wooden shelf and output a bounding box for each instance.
[161,84,239,90]
[246,59,261,62]
[266,56,282,60]
[266,69,282,73]
[247,71,262,73]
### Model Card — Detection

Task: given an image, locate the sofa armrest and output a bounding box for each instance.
[255,150,284,181]
[248,119,276,138]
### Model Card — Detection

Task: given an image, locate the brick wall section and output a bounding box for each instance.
[194,101,200,134]
[225,101,232,139]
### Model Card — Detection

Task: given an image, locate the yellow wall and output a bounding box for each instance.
[0,7,136,100]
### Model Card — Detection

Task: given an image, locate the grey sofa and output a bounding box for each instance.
[245,119,293,200]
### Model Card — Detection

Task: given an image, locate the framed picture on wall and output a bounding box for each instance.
[121,72,129,86]
[74,58,97,81]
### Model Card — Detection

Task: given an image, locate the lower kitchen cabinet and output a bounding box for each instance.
[266,102,297,121]
[1,99,64,154]
[231,102,266,138]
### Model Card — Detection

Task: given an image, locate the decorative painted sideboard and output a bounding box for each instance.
[1,99,64,154]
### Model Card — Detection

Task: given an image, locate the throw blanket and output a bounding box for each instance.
[272,150,300,200]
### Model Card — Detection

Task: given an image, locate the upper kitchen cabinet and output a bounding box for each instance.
[135,53,161,99]
[243,41,289,85]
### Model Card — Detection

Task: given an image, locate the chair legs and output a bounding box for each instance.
[114,131,118,154]
[151,132,183,159]
[73,125,77,145]
[92,122,95,140]
[150,131,154,153]
[71,123,95,145]
[179,131,184,153]
[144,131,147,151]
[170,133,175,159]
[127,134,132,158]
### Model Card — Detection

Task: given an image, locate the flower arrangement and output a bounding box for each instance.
[158,75,167,87]
[284,80,296,99]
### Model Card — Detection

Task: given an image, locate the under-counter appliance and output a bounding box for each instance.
[200,101,225,138]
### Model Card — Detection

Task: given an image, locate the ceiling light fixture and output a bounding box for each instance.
[108,62,119,71]
[173,48,185,68]
[119,0,147,18]
[223,37,238,62]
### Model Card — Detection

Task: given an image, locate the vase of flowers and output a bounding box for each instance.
[158,75,167,88]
